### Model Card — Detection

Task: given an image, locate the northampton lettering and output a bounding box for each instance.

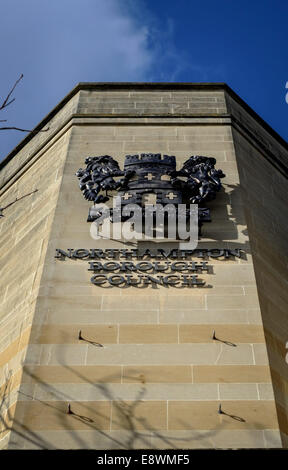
[55,247,244,260]
[55,247,245,288]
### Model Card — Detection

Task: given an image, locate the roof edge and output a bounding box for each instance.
[1,82,287,171]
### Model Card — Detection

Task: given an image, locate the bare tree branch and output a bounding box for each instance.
[0,126,49,132]
[0,74,49,134]
[0,189,38,217]
[0,73,23,111]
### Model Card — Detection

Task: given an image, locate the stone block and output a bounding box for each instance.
[122,365,192,383]
[119,325,178,344]
[111,401,167,431]
[22,365,121,384]
[160,309,248,324]
[179,325,265,343]
[12,401,111,431]
[30,324,118,345]
[39,345,88,366]
[86,343,222,365]
[168,400,279,430]
[193,365,271,383]
[150,429,266,449]
[219,383,258,400]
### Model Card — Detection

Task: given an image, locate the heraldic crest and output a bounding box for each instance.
[76,153,225,228]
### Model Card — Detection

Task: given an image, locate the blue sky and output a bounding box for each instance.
[0,0,287,159]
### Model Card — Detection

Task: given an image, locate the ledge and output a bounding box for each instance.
[0,82,287,172]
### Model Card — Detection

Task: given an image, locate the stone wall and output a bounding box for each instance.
[0,129,70,448]
[228,94,288,446]
[0,84,286,449]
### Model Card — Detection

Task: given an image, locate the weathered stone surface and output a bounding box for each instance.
[1,83,287,449]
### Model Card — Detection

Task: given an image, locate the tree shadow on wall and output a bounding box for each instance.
[0,371,53,450]
[3,363,263,450]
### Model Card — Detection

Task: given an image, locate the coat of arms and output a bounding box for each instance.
[76,153,225,234]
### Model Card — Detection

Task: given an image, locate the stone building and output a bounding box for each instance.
[0,83,287,449]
